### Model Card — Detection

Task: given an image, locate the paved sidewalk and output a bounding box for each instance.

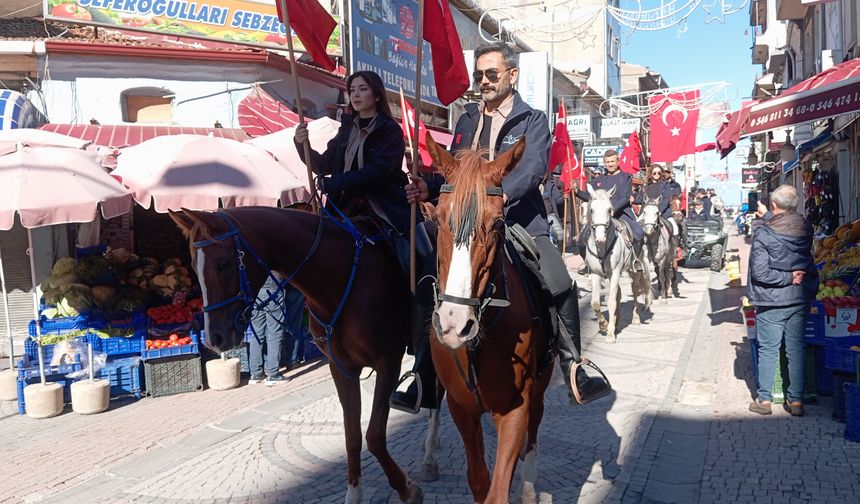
[1,233,858,503]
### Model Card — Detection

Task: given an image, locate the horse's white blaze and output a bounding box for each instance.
[437,238,473,348]
[345,481,362,504]
[195,249,209,337]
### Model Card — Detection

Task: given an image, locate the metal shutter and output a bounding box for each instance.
[0,225,35,358]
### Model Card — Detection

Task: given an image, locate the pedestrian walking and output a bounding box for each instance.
[747,185,818,416]
[249,274,289,385]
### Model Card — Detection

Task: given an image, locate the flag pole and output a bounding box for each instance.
[562,193,569,255]
[278,0,319,212]
[408,0,426,294]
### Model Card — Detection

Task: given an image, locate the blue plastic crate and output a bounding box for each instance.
[813,345,834,396]
[16,356,82,415]
[804,312,825,345]
[29,314,91,338]
[824,337,860,373]
[87,315,147,357]
[141,330,200,361]
[96,357,143,399]
[75,244,108,258]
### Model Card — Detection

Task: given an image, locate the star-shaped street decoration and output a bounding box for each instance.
[671,127,681,136]
[703,0,727,24]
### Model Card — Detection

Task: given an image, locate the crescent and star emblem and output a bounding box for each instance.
[661,104,689,137]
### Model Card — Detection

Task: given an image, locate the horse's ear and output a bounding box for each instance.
[178,208,212,238]
[607,186,617,198]
[654,194,662,205]
[169,209,195,238]
[586,184,595,197]
[425,134,454,177]
[419,202,437,223]
[490,136,525,182]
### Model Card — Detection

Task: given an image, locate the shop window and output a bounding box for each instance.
[122,87,174,123]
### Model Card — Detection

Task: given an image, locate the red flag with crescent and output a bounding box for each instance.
[648,91,700,163]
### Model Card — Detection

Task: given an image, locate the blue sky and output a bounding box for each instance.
[618,4,760,205]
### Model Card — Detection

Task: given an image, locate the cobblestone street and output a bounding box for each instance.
[1,233,859,504]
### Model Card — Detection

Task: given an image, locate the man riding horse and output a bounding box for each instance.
[391,42,609,413]
[574,150,645,273]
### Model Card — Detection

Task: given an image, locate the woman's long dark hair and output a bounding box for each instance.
[346,71,393,119]
[647,164,663,184]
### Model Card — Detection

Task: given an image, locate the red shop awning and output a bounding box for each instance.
[743,57,860,136]
[715,101,757,158]
[237,86,307,137]
[39,123,248,148]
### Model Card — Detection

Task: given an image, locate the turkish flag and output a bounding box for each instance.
[648,90,700,163]
[548,103,579,193]
[399,91,435,172]
[424,0,470,105]
[275,0,337,72]
[619,130,642,174]
[560,149,581,194]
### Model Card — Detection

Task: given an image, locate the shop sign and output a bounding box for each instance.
[567,115,592,140]
[600,117,639,139]
[518,52,549,114]
[582,144,622,168]
[44,0,341,52]
[741,166,761,188]
[744,84,860,135]
[349,0,440,105]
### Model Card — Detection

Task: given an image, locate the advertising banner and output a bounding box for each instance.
[744,81,860,135]
[518,52,548,114]
[566,114,591,140]
[600,117,639,139]
[44,0,341,52]
[349,0,440,106]
[741,165,761,188]
[582,144,622,169]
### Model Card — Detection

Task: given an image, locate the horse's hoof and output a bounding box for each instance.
[598,322,608,333]
[661,298,668,305]
[402,482,424,504]
[420,463,440,482]
[605,334,617,344]
[632,318,640,325]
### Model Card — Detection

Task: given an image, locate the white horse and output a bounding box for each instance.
[639,195,677,303]
[584,186,652,342]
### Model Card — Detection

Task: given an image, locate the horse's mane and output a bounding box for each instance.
[449,149,489,247]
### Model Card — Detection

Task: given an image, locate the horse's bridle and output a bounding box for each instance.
[434,184,511,321]
[191,211,322,333]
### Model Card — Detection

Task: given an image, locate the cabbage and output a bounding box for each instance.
[51,257,77,277]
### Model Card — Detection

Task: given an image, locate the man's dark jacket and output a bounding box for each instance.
[296,114,410,235]
[574,170,636,221]
[428,92,551,237]
[747,211,819,307]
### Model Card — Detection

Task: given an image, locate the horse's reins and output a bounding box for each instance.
[433,183,511,405]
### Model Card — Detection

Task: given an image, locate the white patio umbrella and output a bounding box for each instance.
[244,117,341,185]
[0,139,133,382]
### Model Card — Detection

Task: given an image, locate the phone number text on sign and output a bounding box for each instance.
[747,89,860,131]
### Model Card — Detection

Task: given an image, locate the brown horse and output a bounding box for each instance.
[169,207,424,504]
[422,136,553,503]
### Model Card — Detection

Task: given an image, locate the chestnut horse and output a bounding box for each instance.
[169,207,424,504]
[423,136,553,503]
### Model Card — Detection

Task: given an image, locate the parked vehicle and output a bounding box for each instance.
[684,218,729,271]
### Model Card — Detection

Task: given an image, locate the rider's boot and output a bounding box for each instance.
[557,286,611,405]
[390,302,437,414]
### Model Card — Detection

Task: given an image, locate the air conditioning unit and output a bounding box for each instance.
[821,49,844,71]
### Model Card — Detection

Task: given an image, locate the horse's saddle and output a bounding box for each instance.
[504,225,558,372]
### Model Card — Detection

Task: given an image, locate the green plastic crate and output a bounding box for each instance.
[143,355,203,398]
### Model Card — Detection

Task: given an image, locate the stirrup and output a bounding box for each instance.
[569,358,612,405]
[389,371,423,414]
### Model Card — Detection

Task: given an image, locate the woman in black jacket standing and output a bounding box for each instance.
[294,71,409,237]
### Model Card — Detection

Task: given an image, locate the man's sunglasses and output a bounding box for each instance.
[473,67,512,83]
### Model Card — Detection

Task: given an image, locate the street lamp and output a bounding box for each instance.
[780,130,796,163]
[746,147,759,166]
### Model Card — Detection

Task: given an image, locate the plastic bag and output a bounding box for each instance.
[53,339,107,380]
